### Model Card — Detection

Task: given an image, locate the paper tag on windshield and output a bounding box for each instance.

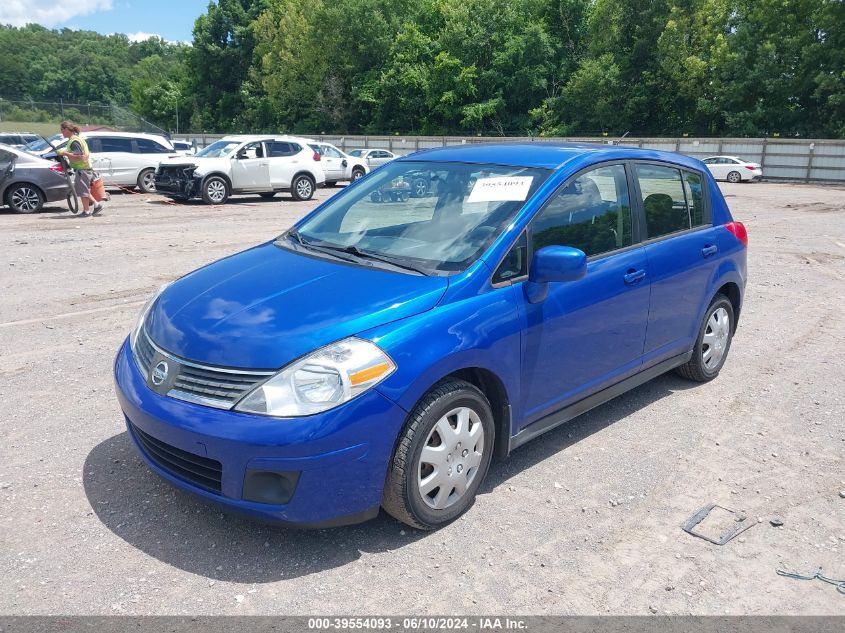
[467,176,533,203]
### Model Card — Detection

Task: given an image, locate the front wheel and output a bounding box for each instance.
[291,174,315,201]
[137,168,156,193]
[7,184,44,213]
[726,170,742,184]
[382,380,495,529]
[201,176,229,205]
[675,294,735,382]
[351,167,365,182]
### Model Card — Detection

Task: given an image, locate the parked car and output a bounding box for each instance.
[0,143,70,213]
[703,156,762,183]
[115,142,747,529]
[171,140,197,156]
[0,132,40,149]
[306,141,368,185]
[348,148,397,168]
[23,134,64,155]
[38,131,177,193]
[154,135,325,204]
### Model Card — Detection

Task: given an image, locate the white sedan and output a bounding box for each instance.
[348,148,397,168]
[702,156,763,183]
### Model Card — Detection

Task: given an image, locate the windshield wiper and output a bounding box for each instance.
[309,242,429,275]
[282,230,428,275]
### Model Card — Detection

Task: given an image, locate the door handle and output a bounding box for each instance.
[702,244,718,257]
[623,269,646,284]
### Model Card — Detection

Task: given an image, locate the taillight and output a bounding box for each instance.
[49,163,64,173]
[312,151,321,161]
[744,165,757,170]
[725,221,748,248]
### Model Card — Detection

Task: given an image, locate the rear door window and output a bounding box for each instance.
[635,164,691,239]
[135,138,171,154]
[96,137,134,153]
[267,142,298,157]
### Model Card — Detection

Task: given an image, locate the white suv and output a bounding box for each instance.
[155,135,326,204]
[306,141,368,185]
[35,131,177,193]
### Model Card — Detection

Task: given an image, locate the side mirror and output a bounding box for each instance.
[525,246,586,303]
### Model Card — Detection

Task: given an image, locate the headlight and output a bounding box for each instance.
[129,283,169,351]
[235,338,396,417]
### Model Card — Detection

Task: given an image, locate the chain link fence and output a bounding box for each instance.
[0,98,167,136]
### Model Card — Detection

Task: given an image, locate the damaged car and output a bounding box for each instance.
[154,135,326,205]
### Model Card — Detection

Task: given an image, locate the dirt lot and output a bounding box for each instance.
[0,182,843,615]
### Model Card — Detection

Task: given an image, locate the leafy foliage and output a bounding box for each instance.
[1,0,843,137]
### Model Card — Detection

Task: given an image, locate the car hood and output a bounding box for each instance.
[145,242,449,369]
[157,155,229,173]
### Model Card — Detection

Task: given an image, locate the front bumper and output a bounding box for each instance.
[114,338,406,526]
[154,165,199,198]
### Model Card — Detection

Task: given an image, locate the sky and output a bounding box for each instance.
[0,0,211,44]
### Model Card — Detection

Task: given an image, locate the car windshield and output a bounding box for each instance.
[284,160,550,275]
[24,134,63,152]
[195,140,241,158]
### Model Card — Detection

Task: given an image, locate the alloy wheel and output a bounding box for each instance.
[11,187,40,211]
[207,179,226,203]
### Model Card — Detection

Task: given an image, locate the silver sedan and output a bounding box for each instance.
[0,143,71,213]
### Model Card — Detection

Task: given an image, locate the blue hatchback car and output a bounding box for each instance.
[114,142,748,529]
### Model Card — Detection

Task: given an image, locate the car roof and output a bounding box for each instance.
[401,142,707,171]
[0,142,50,163]
[219,134,311,143]
[79,131,168,140]
[704,155,743,161]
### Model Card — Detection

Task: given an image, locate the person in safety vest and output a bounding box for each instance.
[57,120,103,216]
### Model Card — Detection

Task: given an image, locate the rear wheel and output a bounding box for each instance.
[7,183,44,213]
[726,170,741,184]
[201,176,229,205]
[137,168,156,193]
[410,177,428,198]
[675,294,735,382]
[382,380,495,529]
[291,174,315,201]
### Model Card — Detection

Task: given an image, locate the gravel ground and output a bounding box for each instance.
[0,181,843,615]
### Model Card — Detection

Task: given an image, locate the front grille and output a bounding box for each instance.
[134,327,155,375]
[172,364,269,404]
[134,327,273,409]
[129,421,223,493]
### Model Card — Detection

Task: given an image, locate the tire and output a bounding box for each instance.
[6,183,44,213]
[351,168,365,182]
[201,176,229,205]
[259,192,276,199]
[382,379,495,530]
[675,294,735,382]
[410,177,428,198]
[370,191,382,203]
[726,171,741,184]
[137,168,156,193]
[291,174,315,201]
